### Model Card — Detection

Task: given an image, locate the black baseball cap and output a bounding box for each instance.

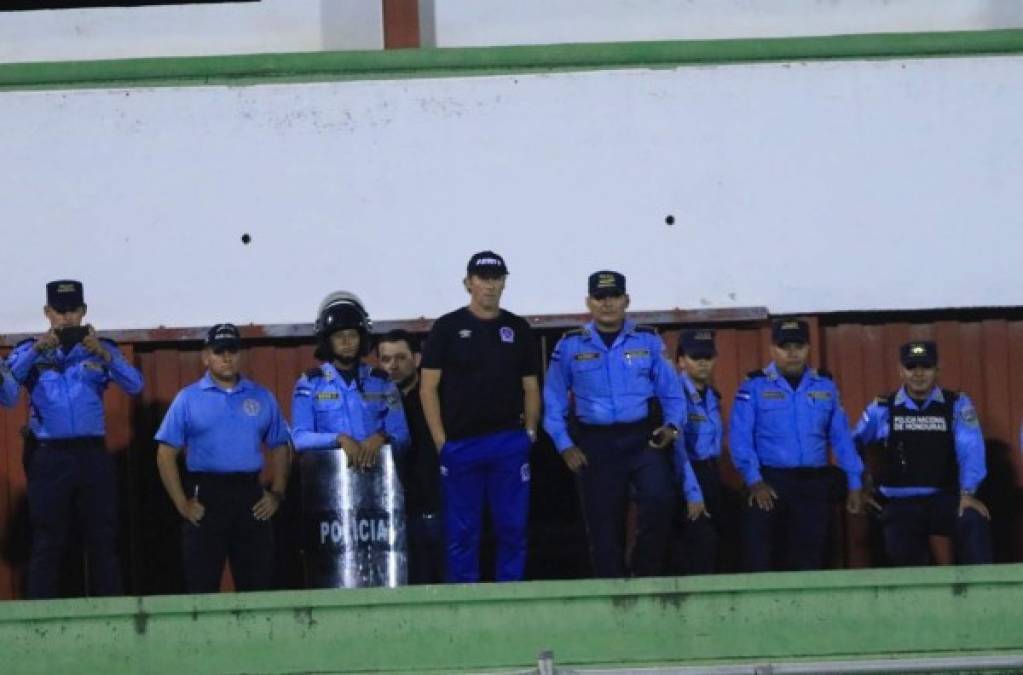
[466,250,509,277]
[46,280,85,312]
[900,341,938,368]
[772,319,809,346]
[206,323,241,350]
[588,270,626,299]
[678,329,717,359]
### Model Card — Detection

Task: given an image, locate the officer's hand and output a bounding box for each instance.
[747,481,778,511]
[81,325,111,362]
[561,447,589,473]
[846,489,864,515]
[35,330,58,352]
[648,425,678,450]
[252,490,281,521]
[687,501,710,521]
[179,498,205,526]
[358,434,386,470]
[865,492,883,514]
[959,495,990,520]
[337,434,362,468]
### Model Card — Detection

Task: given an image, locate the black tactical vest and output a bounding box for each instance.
[879,390,958,489]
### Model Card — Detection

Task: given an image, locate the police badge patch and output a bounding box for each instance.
[500,326,515,344]
[242,399,261,416]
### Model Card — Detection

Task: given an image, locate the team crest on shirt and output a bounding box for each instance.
[499,326,515,344]
[242,399,261,416]
[458,329,472,339]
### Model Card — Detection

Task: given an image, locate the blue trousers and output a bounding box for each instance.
[742,466,831,572]
[880,492,992,566]
[678,458,722,575]
[26,438,123,599]
[441,429,531,582]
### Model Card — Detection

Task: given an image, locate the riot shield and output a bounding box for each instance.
[300,444,407,588]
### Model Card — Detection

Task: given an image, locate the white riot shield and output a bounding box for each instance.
[300,444,407,588]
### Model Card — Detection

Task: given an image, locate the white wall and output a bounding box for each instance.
[1,55,1021,333]
[0,0,382,64]
[427,0,1023,47]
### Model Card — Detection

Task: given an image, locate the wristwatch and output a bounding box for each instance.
[959,488,975,497]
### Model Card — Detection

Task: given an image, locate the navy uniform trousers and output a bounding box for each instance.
[576,421,675,578]
[677,457,722,575]
[880,492,992,566]
[742,466,832,572]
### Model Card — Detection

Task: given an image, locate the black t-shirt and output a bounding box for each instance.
[400,379,442,516]
[421,307,539,441]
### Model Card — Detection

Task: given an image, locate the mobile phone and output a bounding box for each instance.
[56,326,89,352]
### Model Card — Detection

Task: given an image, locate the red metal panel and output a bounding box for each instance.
[382,0,421,49]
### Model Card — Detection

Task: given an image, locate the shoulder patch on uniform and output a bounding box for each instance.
[746,369,767,379]
[873,395,891,407]
[634,325,658,334]
[735,390,752,401]
[960,405,979,427]
[562,328,585,338]
[304,367,323,379]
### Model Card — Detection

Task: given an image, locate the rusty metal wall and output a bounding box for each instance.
[2,312,1022,599]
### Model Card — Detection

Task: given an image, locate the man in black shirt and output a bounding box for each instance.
[420,251,540,582]
[377,329,444,584]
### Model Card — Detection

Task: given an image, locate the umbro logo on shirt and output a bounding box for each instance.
[458,329,472,338]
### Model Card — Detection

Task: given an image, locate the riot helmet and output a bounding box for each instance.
[314,291,372,361]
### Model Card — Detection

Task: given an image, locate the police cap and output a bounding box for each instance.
[678,329,717,359]
[588,270,626,299]
[466,250,509,278]
[46,280,85,312]
[771,318,810,346]
[900,341,938,368]
[206,323,241,350]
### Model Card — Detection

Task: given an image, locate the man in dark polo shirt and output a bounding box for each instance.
[377,329,444,584]
[420,251,540,583]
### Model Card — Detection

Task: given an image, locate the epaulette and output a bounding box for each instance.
[14,337,35,349]
[745,369,767,379]
[304,367,323,379]
[562,328,586,338]
[369,367,389,380]
[815,368,833,380]
[634,325,658,334]
[874,394,892,407]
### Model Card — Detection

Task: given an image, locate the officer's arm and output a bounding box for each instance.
[828,390,863,489]
[851,402,883,450]
[7,341,40,383]
[522,376,540,440]
[953,394,986,493]
[542,339,575,453]
[154,393,191,512]
[419,368,446,451]
[382,382,411,453]
[0,363,18,408]
[652,339,684,430]
[156,443,192,515]
[103,341,144,395]
[728,384,762,486]
[291,378,341,451]
[262,397,293,495]
[674,434,704,504]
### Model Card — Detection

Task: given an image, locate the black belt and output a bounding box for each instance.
[37,436,105,450]
[762,466,830,479]
[190,471,261,484]
[577,419,649,434]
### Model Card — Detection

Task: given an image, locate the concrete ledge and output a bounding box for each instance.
[2,565,1022,674]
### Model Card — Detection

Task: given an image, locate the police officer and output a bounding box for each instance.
[544,271,684,578]
[852,341,991,565]
[376,329,444,584]
[729,318,864,572]
[0,359,17,407]
[291,292,409,463]
[420,251,540,583]
[155,324,291,593]
[5,280,144,598]
[673,329,723,575]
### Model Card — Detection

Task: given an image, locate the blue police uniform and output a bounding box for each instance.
[729,362,862,571]
[291,362,409,453]
[853,386,991,565]
[544,319,684,577]
[156,372,291,592]
[673,372,723,574]
[6,336,144,598]
[0,361,18,407]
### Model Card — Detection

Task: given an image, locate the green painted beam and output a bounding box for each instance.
[1,29,1023,92]
[1,565,1022,674]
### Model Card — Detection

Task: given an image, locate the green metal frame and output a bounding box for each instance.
[2,28,1023,91]
[2,565,1022,674]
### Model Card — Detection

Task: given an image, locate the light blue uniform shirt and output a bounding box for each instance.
[673,373,723,504]
[543,320,684,453]
[291,362,409,452]
[729,363,863,489]
[852,386,985,497]
[6,338,144,439]
[155,373,291,473]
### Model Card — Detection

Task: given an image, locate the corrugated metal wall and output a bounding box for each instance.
[2,312,1022,599]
